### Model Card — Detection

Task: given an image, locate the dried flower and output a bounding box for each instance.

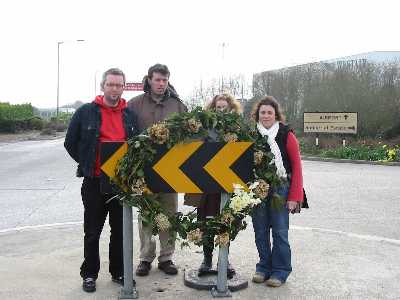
[149,123,170,144]
[223,132,238,143]
[187,228,203,244]
[221,212,235,225]
[253,179,269,199]
[154,213,171,232]
[131,177,146,194]
[215,232,230,247]
[186,118,202,133]
[254,151,264,165]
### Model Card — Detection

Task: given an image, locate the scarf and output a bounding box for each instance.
[257,121,287,179]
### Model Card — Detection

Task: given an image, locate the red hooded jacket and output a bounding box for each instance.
[94,96,127,176]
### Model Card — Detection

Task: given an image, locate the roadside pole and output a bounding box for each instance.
[211,193,231,298]
[119,205,138,299]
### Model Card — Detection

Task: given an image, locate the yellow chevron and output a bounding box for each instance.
[152,142,203,193]
[101,142,128,179]
[204,142,252,192]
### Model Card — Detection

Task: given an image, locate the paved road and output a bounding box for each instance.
[1,138,400,299]
[1,138,399,242]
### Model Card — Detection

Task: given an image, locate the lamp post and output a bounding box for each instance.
[56,39,85,117]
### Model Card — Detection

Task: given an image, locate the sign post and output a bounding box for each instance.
[119,205,138,299]
[211,192,232,298]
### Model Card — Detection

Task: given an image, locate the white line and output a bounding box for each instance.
[1,222,400,247]
[0,219,139,235]
[291,225,400,246]
[0,221,83,234]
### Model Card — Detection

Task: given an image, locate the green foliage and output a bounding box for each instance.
[0,102,34,120]
[320,145,387,161]
[114,108,281,248]
[0,102,40,133]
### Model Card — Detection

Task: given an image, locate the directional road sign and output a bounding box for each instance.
[303,112,358,134]
[101,141,254,193]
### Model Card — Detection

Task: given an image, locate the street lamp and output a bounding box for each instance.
[56,39,85,117]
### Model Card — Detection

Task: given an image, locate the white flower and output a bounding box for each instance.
[229,183,261,213]
[134,141,141,148]
[154,213,171,232]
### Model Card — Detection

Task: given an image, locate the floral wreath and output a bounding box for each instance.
[114,107,282,248]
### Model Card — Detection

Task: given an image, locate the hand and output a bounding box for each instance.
[287,201,298,213]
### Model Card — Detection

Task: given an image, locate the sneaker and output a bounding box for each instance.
[82,277,96,293]
[252,272,266,283]
[265,277,283,287]
[136,261,152,276]
[112,275,136,286]
[158,260,178,275]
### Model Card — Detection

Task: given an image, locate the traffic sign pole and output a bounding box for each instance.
[119,205,138,299]
[211,193,231,298]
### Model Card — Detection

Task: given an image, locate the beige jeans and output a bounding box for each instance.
[138,193,178,263]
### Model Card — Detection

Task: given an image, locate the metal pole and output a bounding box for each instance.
[56,41,63,118]
[211,193,231,298]
[56,39,84,118]
[94,72,97,97]
[119,205,138,299]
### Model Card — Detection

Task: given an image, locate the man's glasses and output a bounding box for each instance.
[105,83,124,89]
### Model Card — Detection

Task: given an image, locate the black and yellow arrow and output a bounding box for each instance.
[101,141,254,194]
[203,142,252,192]
[152,142,204,193]
[100,141,127,194]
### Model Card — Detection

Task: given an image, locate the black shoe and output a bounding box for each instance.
[82,277,96,293]
[158,260,178,275]
[198,256,213,276]
[112,275,136,286]
[227,262,236,279]
[136,261,152,276]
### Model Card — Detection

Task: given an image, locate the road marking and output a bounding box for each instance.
[0,188,65,191]
[1,222,399,247]
[0,220,139,234]
[291,225,400,246]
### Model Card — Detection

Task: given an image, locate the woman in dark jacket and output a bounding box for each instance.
[250,96,305,287]
[187,93,242,277]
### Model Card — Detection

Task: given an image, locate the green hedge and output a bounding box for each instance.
[0,102,34,120]
[0,102,43,133]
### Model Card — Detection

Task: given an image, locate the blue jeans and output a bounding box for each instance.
[251,183,292,282]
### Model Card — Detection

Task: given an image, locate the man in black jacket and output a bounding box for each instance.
[64,68,138,293]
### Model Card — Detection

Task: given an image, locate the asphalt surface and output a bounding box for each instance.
[0,139,399,299]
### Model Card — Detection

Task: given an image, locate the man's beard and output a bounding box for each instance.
[105,95,120,106]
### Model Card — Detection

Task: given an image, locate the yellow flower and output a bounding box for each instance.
[186,118,202,133]
[215,232,230,247]
[254,151,264,165]
[253,179,269,199]
[149,123,170,144]
[131,178,146,194]
[387,149,396,161]
[221,212,235,225]
[154,213,171,232]
[223,132,238,143]
[187,228,203,244]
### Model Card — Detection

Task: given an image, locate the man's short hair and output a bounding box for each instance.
[101,68,126,88]
[147,64,170,79]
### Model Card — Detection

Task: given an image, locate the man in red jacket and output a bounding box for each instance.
[65,68,138,293]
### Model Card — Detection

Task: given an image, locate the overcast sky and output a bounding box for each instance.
[1,0,399,108]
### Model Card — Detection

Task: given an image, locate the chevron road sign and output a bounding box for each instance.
[100,141,254,193]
